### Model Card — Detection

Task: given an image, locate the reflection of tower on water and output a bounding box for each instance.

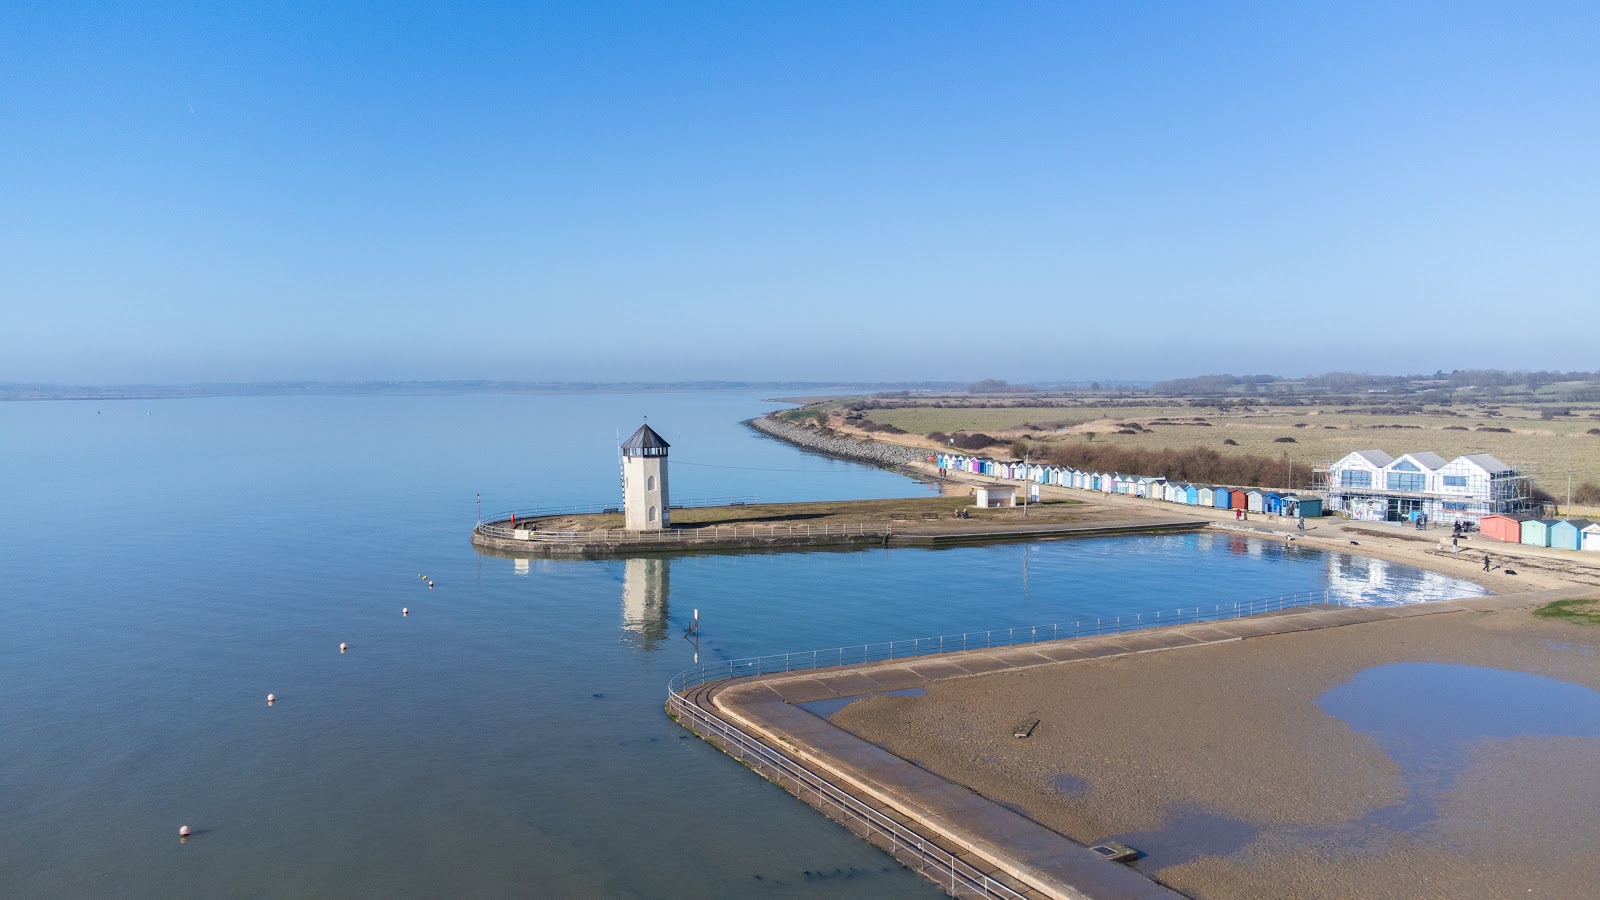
[621,557,670,648]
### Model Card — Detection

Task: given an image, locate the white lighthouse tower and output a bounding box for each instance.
[620,423,670,531]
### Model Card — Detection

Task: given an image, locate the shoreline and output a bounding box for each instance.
[752,411,1600,593]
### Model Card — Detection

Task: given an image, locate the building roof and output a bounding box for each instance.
[620,424,670,451]
[1460,453,1512,473]
[1556,519,1593,529]
[1348,449,1395,467]
[1401,451,1449,470]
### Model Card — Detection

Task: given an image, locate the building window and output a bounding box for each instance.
[647,476,656,491]
[1392,460,1420,472]
[1388,472,1426,491]
[1442,502,1468,511]
[1443,475,1467,487]
[648,506,657,522]
[1340,470,1372,488]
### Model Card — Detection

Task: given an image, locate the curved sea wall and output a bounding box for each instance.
[747,415,926,470]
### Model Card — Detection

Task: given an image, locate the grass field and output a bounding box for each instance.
[526,495,1087,532]
[850,401,1600,502]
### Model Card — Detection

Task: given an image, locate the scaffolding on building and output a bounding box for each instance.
[1315,461,1538,525]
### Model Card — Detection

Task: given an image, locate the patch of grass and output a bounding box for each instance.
[1533,598,1600,626]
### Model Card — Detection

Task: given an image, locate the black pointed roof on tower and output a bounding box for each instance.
[621,423,670,451]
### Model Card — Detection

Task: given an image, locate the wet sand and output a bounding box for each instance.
[833,602,1600,899]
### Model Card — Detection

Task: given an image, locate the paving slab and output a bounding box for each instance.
[759,677,843,704]
[811,671,889,696]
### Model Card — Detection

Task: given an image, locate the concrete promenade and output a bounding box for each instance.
[678,587,1587,899]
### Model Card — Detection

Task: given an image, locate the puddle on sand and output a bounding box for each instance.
[798,688,926,719]
[1050,773,1090,797]
[1544,640,1596,655]
[1317,662,1600,833]
[1103,808,1262,870]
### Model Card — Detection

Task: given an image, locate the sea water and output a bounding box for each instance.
[0,391,1486,897]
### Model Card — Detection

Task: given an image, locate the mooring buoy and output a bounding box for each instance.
[179,825,190,837]
[402,607,409,616]
[339,642,347,653]
[266,693,276,704]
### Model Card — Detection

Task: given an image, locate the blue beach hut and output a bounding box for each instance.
[1185,484,1201,505]
[1550,520,1591,551]
[1213,487,1233,509]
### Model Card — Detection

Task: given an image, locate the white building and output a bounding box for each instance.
[975,485,1017,508]
[1323,448,1532,524]
[621,423,670,531]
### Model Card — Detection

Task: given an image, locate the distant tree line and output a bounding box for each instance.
[1151,369,1600,397]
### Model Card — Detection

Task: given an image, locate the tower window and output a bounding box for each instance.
[647,476,655,491]
[648,506,657,522]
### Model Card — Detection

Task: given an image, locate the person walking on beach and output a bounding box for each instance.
[1483,553,1492,572]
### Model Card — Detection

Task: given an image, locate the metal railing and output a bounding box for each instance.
[666,588,1351,897]
[670,588,1346,696]
[476,520,884,544]
[667,688,1028,898]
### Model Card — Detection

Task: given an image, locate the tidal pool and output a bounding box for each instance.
[1317,662,1600,832]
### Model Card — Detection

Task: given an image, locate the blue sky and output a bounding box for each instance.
[3,1,1596,383]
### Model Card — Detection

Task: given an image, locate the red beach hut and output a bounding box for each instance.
[1231,489,1248,510]
[1479,514,1525,543]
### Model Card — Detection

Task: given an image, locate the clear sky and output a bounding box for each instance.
[3,1,1596,384]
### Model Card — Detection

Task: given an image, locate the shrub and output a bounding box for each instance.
[927,431,950,444]
[1444,426,1468,431]
[1222,439,1239,446]
[1274,437,1296,443]
[1477,426,1513,433]
[1587,428,1600,436]
[950,432,1000,450]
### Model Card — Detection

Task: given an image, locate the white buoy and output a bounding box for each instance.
[339,642,347,653]
[179,825,190,837]
[427,581,434,589]
[266,693,276,704]
[402,607,409,616]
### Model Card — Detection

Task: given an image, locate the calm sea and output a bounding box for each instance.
[0,391,1485,897]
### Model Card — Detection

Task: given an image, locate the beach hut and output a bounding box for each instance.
[1213,488,1232,509]
[1231,489,1248,511]
[1479,514,1524,543]
[1100,472,1116,494]
[1246,490,1265,513]
[1583,523,1600,552]
[1520,519,1558,548]
[1163,482,1182,503]
[1185,484,1202,505]
[1264,492,1283,514]
[1196,485,1215,507]
[975,485,1017,508]
[1281,495,1322,518]
[1550,520,1591,551]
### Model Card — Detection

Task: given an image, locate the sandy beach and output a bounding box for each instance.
[832,602,1600,898]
